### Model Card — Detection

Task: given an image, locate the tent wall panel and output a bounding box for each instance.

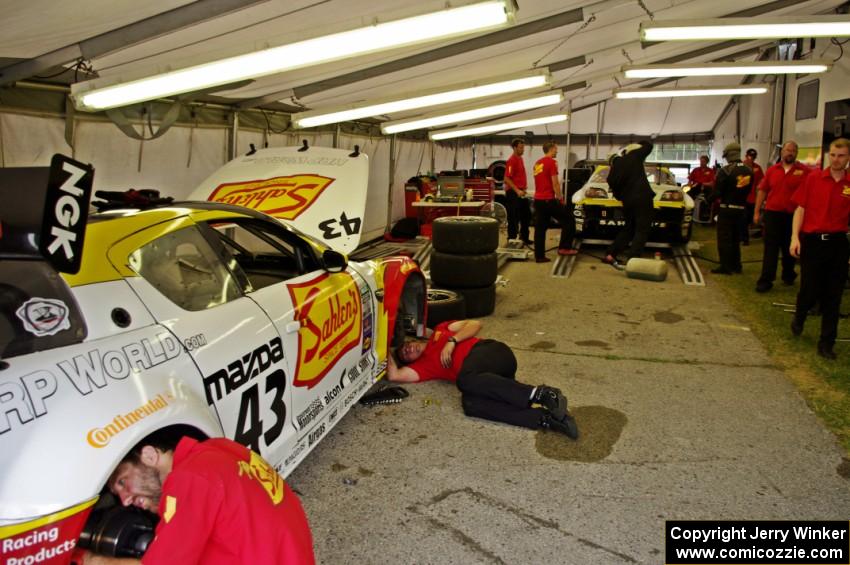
[0,113,69,167]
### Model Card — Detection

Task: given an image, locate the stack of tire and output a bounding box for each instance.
[427,216,499,328]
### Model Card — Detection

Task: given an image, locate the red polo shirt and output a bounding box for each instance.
[792,167,850,234]
[533,156,558,200]
[142,437,315,565]
[745,162,764,204]
[759,161,809,213]
[505,154,527,191]
[688,166,715,187]
[407,321,479,382]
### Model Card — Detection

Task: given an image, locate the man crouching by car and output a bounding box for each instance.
[77,431,315,565]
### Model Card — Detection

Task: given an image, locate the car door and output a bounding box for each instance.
[200,218,372,472]
[110,220,293,464]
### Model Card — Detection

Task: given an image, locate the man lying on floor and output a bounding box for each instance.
[388,319,578,439]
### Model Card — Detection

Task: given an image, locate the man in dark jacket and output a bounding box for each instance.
[710,142,754,274]
[603,140,655,268]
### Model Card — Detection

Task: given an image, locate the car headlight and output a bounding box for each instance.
[585,187,608,199]
[660,190,683,202]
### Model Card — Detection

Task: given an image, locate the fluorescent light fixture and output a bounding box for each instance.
[381,92,564,134]
[292,71,550,128]
[429,114,568,140]
[641,16,850,42]
[615,86,768,99]
[72,0,517,111]
[623,60,831,78]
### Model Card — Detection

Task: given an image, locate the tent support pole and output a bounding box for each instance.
[387,134,397,233]
[228,111,239,160]
[333,123,340,148]
[594,102,602,159]
[565,102,572,185]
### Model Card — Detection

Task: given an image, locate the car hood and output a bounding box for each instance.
[188,146,369,254]
[573,181,694,208]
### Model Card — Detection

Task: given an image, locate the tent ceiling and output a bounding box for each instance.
[1,0,846,137]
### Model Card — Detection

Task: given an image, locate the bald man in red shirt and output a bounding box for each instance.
[789,138,850,360]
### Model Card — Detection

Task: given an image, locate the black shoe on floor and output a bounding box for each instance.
[532,386,567,421]
[782,278,796,286]
[755,282,773,293]
[817,344,837,360]
[535,256,551,263]
[711,267,733,275]
[602,254,625,271]
[540,412,579,439]
[790,318,804,337]
[733,266,743,274]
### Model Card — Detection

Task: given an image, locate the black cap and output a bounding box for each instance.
[746,148,757,157]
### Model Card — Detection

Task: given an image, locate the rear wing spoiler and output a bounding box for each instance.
[0,155,94,273]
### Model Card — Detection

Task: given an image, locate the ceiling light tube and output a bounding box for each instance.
[623,60,831,78]
[641,16,850,42]
[429,114,568,140]
[71,0,518,111]
[615,86,768,99]
[381,92,564,134]
[292,71,550,128]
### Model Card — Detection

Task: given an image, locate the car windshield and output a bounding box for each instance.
[589,167,610,183]
[644,166,677,185]
[0,259,86,359]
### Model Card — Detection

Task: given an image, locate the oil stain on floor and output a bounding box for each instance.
[535,406,627,462]
[653,309,684,324]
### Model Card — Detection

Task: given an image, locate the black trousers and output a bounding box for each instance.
[534,199,575,259]
[505,190,531,242]
[758,210,797,285]
[795,234,849,347]
[608,196,654,260]
[456,340,543,429]
[716,207,746,272]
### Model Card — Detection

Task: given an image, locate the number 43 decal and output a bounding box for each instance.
[234,369,286,454]
[319,212,361,240]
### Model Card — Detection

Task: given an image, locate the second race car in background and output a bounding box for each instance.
[571,162,695,245]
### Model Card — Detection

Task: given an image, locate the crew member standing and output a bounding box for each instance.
[532,141,576,263]
[687,155,715,199]
[742,148,765,245]
[503,138,532,245]
[710,142,753,275]
[789,137,850,360]
[603,140,655,268]
[754,141,809,292]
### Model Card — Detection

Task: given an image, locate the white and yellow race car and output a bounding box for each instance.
[571,163,695,245]
[0,148,426,563]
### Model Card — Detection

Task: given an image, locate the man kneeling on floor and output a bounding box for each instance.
[388,319,578,438]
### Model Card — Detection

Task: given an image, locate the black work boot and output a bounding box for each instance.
[532,386,567,421]
[540,412,579,440]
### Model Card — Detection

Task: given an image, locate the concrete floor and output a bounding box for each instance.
[288,236,850,564]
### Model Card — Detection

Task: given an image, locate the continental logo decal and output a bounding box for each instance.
[288,273,362,389]
[86,392,173,448]
[207,175,335,219]
[237,451,285,505]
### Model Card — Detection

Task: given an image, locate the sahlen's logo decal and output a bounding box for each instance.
[288,273,362,389]
[207,175,334,219]
[16,297,71,336]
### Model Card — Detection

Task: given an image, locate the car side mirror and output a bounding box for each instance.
[322,249,348,273]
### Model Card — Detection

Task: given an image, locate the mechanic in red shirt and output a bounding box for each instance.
[82,433,315,565]
[532,141,576,262]
[503,138,532,245]
[687,155,715,198]
[753,140,809,293]
[742,148,765,244]
[388,319,578,438]
[789,138,850,360]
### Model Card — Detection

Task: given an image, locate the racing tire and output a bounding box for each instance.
[430,251,498,288]
[455,284,496,318]
[432,216,499,254]
[426,288,466,328]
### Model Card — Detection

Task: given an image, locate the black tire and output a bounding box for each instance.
[455,284,496,317]
[432,216,499,254]
[430,251,498,288]
[426,289,466,328]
